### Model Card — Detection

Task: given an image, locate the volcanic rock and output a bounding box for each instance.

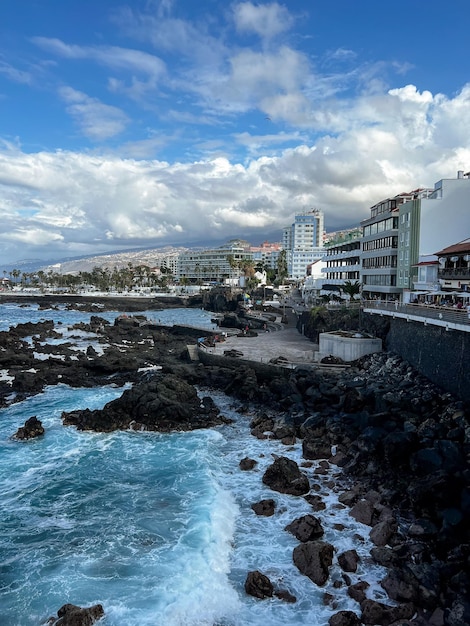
[47,602,104,625]
[61,373,230,432]
[285,514,324,542]
[244,570,273,599]
[262,456,310,496]
[13,416,44,440]
[251,499,276,516]
[293,540,334,586]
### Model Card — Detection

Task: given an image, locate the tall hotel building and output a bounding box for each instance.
[283,209,325,279]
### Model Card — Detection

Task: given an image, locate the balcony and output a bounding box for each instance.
[439,267,470,280]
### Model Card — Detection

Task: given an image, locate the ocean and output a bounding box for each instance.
[0,302,389,626]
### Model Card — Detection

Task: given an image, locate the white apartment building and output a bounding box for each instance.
[250,241,282,270]
[177,244,252,284]
[397,171,470,295]
[284,209,325,279]
[159,253,180,276]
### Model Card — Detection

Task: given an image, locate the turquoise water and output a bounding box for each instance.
[0,304,389,625]
[0,302,218,333]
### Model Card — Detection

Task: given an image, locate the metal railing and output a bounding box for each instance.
[362,300,470,330]
[439,268,470,278]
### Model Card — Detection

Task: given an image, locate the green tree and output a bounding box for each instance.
[276,250,288,285]
[341,280,361,300]
[12,269,21,285]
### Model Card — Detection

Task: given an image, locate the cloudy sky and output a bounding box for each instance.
[1,0,470,267]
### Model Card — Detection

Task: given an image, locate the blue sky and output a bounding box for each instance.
[1,0,470,267]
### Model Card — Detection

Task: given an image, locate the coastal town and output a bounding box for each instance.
[1,170,470,625]
[2,171,469,317]
[3,2,470,625]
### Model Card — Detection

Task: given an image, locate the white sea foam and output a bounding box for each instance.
[0,305,392,626]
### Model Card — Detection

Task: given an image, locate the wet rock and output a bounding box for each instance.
[244,570,273,599]
[349,499,374,525]
[239,457,257,470]
[274,588,297,603]
[302,438,332,460]
[347,581,369,603]
[251,499,276,516]
[304,493,326,511]
[369,518,398,547]
[328,610,361,626]
[47,602,104,625]
[61,374,230,432]
[360,598,414,626]
[337,549,359,573]
[285,514,324,542]
[262,456,310,496]
[293,540,334,586]
[13,416,44,440]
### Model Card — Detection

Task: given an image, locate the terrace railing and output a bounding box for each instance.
[362,300,470,331]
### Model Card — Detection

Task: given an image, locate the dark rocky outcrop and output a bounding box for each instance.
[328,610,361,626]
[262,456,310,496]
[239,457,257,470]
[337,549,360,573]
[293,540,334,586]
[244,570,273,599]
[285,514,324,542]
[13,416,44,440]
[251,499,276,516]
[360,598,414,626]
[47,602,104,625]
[61,374,231,432]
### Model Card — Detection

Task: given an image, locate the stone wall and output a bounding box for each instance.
[379,314,470,404]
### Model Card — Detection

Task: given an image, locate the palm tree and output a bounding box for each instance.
[11,268,21,285]
[341,280,361,301]
[276,250,288,285]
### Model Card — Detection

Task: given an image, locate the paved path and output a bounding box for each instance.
[208,309,317,365]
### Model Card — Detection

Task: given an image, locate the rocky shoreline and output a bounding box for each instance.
[1,301,469,626]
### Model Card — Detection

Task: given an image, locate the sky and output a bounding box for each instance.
[1,0,470,268]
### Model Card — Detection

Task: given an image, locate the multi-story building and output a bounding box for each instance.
[250,241,282,271]
[411,255,440,293]
[321,229,362,292]
[360,192,415,300]
[283,209,325,279]
[159,253,180,276]
[397,172,470,296]
[435,238,470,293]
[177,243,252,284]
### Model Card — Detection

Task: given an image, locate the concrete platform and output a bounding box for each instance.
[206,318,316,365]
[315,331,382,362]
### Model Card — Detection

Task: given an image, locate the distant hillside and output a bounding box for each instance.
[39,246,190,275]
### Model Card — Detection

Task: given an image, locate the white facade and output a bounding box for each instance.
[301,259,327,304]
[397,172,470,294]
[177,245,252,283]
[418,173,470,255]
[284,209,325,279]
[160,253,179,276]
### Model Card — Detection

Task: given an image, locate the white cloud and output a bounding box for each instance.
[233,2,294,39]
[0,60,31,84]
[1,76,469,265]
[58,87,129,140]
[32,38,166,80]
